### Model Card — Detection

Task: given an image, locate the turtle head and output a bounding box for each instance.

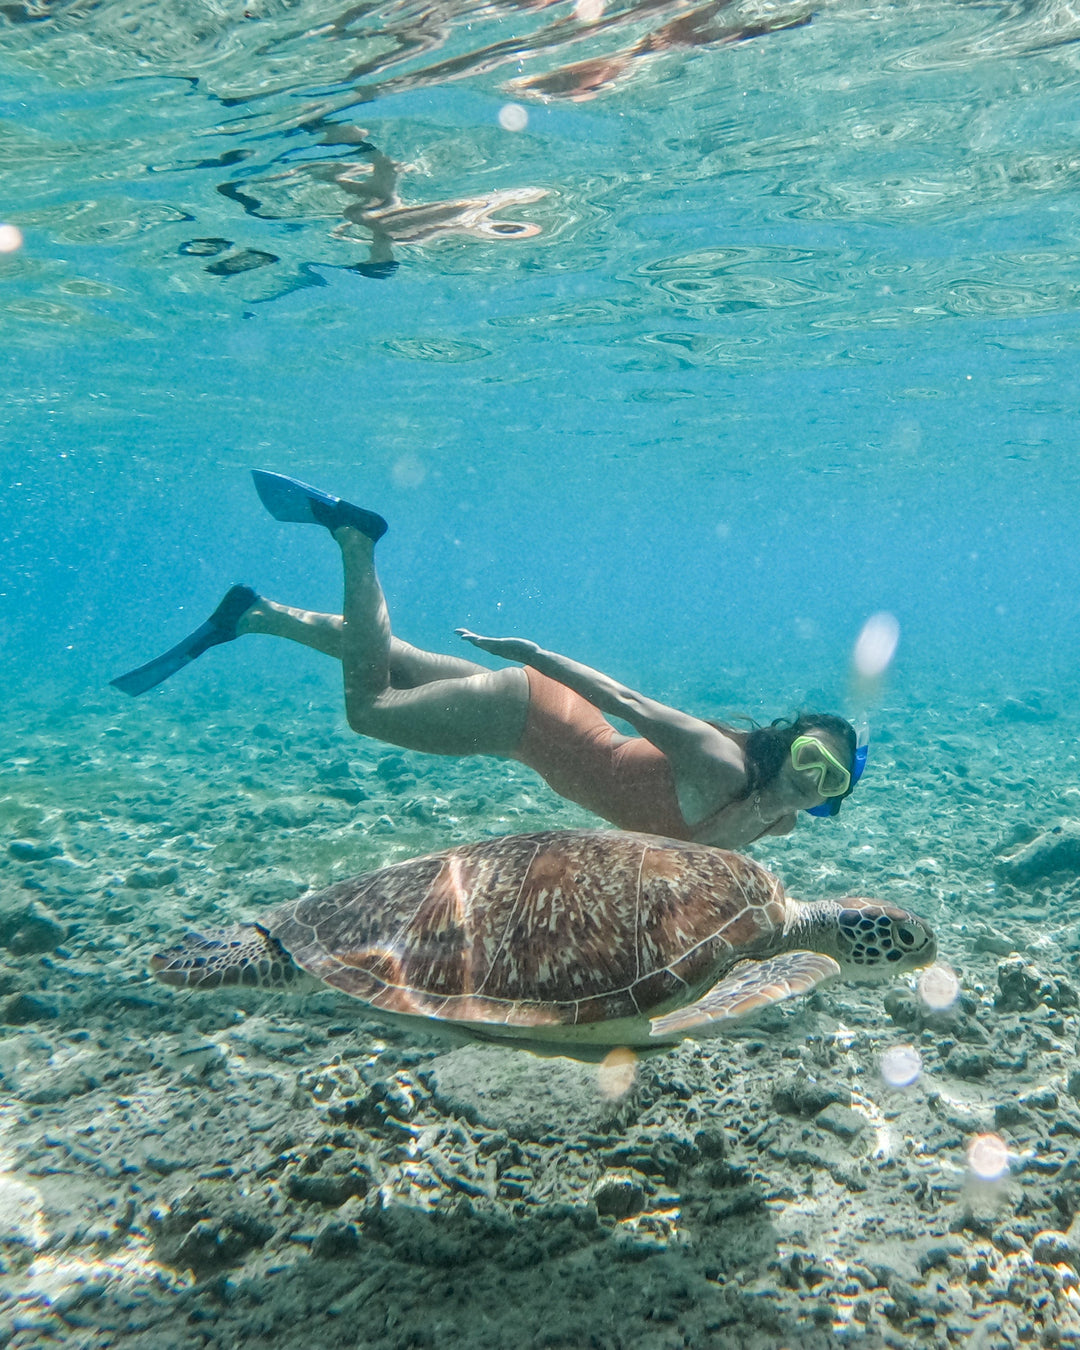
[824,898,936,980]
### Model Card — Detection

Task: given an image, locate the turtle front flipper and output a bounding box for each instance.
[649,951,841,1039]
[151,924,307,991]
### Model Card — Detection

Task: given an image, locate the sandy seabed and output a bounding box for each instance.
[3,674,1080,1350]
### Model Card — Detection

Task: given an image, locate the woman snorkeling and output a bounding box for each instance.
[112,470,867,849]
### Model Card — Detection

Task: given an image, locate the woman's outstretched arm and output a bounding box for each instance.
[456,630,745,790]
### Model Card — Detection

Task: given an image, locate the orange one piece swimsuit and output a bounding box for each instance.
[512,668,694,840]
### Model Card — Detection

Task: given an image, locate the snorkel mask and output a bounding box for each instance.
[804,720,869,818]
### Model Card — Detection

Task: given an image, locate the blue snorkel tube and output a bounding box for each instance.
[806,719,869,818]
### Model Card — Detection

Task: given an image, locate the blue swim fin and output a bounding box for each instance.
[251,469,387,541]
[110,584,257,697]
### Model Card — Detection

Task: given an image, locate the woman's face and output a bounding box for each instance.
[784,728,853,810]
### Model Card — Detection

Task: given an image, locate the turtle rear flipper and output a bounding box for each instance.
[649,951,840,1038]
[151,924,304,991]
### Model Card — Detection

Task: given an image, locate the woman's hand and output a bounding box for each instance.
[456,630,540,663]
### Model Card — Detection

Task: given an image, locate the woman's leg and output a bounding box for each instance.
[239,601,493,686]
[238,533,528,756]
[238,600,343,660]
[335,526,528,755]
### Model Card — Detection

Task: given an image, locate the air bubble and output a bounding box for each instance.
[391,454,426,489]
[597,1045,637,1100]
[852,612,900,679]
[498,104,529,133]
[880,1044,921,1088]
[918,963,959,1012]
[968,1133,1009,1181]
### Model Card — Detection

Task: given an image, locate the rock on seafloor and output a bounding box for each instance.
[994,818,1080,885]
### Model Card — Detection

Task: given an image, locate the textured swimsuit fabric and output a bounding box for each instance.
[513,668,691,838]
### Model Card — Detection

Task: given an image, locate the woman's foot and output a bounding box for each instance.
[110,584,258,696]
[206,584,260,638]
[251,469,388,542]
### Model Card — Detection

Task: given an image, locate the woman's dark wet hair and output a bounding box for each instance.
[722,713,858,799]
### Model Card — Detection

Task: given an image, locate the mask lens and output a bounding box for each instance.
[790,737,851,797]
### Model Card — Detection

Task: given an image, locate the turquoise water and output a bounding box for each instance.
[4,0,1080,702]
[4,1,1080,1345]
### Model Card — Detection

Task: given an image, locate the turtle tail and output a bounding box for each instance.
[151,923,304,991]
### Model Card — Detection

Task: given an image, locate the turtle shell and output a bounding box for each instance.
[265,829,787,1030]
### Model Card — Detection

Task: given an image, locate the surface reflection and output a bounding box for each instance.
[507,0,810,102]
[4,0,1080,341]
[0,0,814,113]
[294,0,810,116]
[193,131,546,279]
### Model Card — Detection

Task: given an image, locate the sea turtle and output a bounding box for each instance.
[152,830,936,1058]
